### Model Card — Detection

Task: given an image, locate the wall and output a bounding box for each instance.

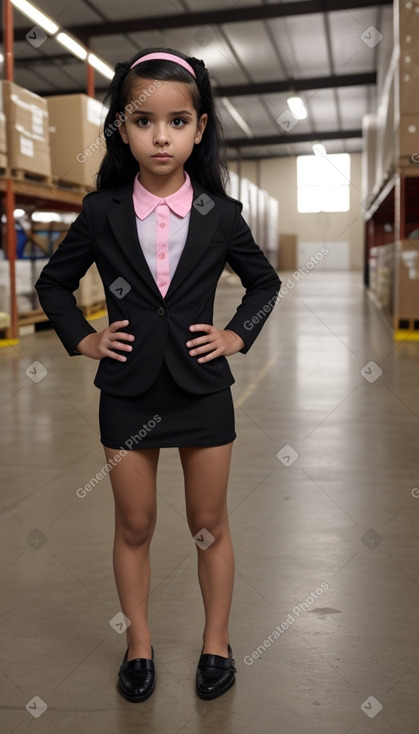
[229,153,364,270]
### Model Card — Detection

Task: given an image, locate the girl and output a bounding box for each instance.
[35,47,281,702]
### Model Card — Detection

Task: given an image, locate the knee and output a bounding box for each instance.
[186,510,225,540]
[116,512,155,547]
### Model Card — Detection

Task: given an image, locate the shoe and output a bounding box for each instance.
[196,644,236,700]
[117,646,155,702]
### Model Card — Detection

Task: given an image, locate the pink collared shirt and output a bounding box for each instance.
[132,171,193,297]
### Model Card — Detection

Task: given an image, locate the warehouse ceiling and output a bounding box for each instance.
[5,0,394,159]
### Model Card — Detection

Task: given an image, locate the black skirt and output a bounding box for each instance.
[99,358,236,449]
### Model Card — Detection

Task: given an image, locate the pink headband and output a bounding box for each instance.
[130,52,196,79]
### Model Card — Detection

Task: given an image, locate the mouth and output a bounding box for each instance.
[152,153,172,159]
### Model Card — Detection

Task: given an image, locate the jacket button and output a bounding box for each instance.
[157,306,166,316]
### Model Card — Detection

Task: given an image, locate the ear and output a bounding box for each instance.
[195,113,208,144]
[116,113,129,144]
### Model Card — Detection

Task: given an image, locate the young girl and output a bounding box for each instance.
[35,47,281,702]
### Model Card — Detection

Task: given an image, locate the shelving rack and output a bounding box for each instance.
[364,167,419,339]
[0,0,96,341]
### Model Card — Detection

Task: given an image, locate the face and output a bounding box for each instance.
[118,79,207,189]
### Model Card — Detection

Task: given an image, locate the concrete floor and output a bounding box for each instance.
[1,270,419,734]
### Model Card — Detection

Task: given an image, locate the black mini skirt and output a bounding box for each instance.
[99,359,236,450]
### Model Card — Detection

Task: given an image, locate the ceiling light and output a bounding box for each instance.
[87,53,114,79]
[32,212,62,222]
[9,0,59,34]
[221,98,253,138]
[313,143,327,158]
[287,96,307,120]
[56,32,87,60]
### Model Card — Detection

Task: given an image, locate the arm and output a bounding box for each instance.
[186,203,281,362]
[224,205,281,353]
[35,196,99,355]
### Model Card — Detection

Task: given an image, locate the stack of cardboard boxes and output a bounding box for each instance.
[0,82,106,186]
[47,93,106,189]
[0,86,107,323]
[0,80,51,179]
[363,0,419,199]
[363,0,419,327]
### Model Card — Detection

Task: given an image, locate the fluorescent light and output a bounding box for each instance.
[313,143,327,158]
[9,0,59,34]
[221,98,253,138]
[88,53,114,80]
[14,209,26,218]
[287,96,307,120]
[32,212,62,222]
[56,32,87,60]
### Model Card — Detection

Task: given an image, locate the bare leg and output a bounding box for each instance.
[105,446,159,661]
[179,443,234,658]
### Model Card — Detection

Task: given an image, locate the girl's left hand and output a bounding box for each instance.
[186,324,245,363]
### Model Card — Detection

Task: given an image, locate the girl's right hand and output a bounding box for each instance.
[76,320,134,362]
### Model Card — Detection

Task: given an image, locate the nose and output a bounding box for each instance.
[153,122,170,146]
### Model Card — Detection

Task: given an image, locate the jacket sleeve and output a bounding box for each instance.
[224,204,281,353]
[34,195,98,356]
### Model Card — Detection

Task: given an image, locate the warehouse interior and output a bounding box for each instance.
[1,0,419,732]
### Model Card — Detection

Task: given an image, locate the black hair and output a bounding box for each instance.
[96,47,229,196]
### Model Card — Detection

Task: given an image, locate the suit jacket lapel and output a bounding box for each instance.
[165,182,221,299]
[107,186,163,299]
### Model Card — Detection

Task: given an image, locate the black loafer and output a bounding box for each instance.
[117,646,155,702]
[196,644,236,700]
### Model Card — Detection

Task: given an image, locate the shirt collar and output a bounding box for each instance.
[133,171,193,220]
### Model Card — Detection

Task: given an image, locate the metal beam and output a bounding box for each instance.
[20,71,377,99]
[216,72,376,97]
[225,129,362,147]
[12,0,392,41]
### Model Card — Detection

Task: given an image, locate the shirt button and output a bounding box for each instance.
[157,306,166,316]
[158,252,165,259]
[159,222,165,228]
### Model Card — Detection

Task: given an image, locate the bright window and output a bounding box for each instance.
[297,153,350,213]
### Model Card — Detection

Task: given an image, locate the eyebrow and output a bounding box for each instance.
[130,110,194,116]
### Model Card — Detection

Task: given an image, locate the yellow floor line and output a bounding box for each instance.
[0,338,19,348]
[87,309,107,321]
[234,356,277,408]
[394,331,419,341]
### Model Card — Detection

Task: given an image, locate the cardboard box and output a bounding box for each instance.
[396,239,419,318]
[47,94,106,188]
[277,234,297,271]
[75,263,105,308]
[395,116,419,159]
[1,80,50,176]
[0,85,7,159]
[396,0,419,52]
[375,68,396,187]
[397,50,419,116]
[362,113,377,203]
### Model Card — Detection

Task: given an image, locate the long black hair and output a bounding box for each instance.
[96,47,229,196]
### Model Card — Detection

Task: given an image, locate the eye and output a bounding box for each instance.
[136,117,150,126]
[172,118,186,127]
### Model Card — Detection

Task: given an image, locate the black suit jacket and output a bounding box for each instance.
[35,178,281,396]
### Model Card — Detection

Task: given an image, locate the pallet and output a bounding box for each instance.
[394,317,419,340]
[81,300,106,317]
[18,308,49,326]
[52,176,95,194]
[1,167,54,188]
